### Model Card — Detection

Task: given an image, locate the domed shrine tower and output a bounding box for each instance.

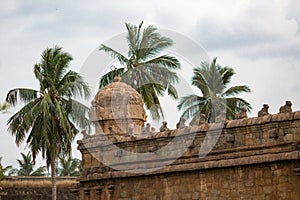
[89,77,146,135]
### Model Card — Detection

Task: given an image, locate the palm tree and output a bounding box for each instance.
[57,155,81,176]
[178,57,251,123]
[99,21,181,120]
[5,46,90,200]
[14,152,46,176]
[0,157,14,180]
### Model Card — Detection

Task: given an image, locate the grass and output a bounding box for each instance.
[1,178,77,188]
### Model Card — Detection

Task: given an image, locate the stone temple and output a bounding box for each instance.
[74,78,300,200]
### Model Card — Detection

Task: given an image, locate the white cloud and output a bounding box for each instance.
[0,0,20,15]
[285,0,300,34]
[190,0,300,62]
[1,0,300,167]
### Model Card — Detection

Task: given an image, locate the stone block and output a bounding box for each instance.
[272,113,293,122]
[293,111,300,119]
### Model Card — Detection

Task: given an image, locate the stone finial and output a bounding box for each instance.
[113,76,121,82]
[176,117,186,129]
[200,114,206,123]
[215,111,227,123]
[145,123,151,133]
[279,101,293,113]
[159,121,169,132]
[142,123,153,135]
[141,123,146,134]
[151,127,156,133]
[234,108,248,119]
[191,114,206,126]
[258,104,270,117]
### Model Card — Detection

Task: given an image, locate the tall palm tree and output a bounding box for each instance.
[57,155,81,176]
[14,152,46,176]
[178,57,251,123]
[99,21,181,120]
[5,46,90,200]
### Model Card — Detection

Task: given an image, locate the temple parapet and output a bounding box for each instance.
[77,110,300,181]
[76,78,300,199]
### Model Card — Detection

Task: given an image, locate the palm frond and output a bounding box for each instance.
[7,99,41,146]
[191,68,210,97]
[143,55,180,70]
[99,67,126,89]
[31,166,46,176]
[99,44,129,66]
[61,98,91,132]
[58,70,91,99]
[6,88,38,106]
[181,104,201,121]
[177,94,207,111]
[219,66,235,87]
[223,85,251,97]
[138,23,173,59]
[125,21,143,60]
[167,84,178,99]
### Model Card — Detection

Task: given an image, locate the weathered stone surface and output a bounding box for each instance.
[76,162,300,200]
[90,77,146,135]
[76,111,300,199]
[77,84,300,200]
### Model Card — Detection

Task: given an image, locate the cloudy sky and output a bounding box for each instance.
[1,0,300,168]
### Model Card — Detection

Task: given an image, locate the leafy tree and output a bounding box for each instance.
[56,155,81,176]
[99,21,181,120]
[178,57,251,123]
[0,157,14,180]
[12,152,46,176]
[5,46,90,200]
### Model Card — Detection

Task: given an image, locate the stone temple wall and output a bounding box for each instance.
[0,176,77,200]
[76,111,300,200]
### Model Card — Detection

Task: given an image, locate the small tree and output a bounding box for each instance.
[57,155,81,176]
[12,152,46,176]
[178,57,251,123]
[0,157,14,180]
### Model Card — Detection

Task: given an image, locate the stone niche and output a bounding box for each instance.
[89,77,146,135]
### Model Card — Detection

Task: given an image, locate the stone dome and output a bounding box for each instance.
[89,77,146,135]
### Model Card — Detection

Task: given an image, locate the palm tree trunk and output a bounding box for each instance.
[51,159,57,200]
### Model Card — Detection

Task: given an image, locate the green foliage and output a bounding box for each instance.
[6,46,91,166]
[56,155,81,176]
[178,57,252,123]
[0,101,9,113]
[5,46,91,199]
[10,152,46,176]
[0,157,14,180]
[99,21,181,120]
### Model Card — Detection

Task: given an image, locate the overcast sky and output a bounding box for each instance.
[1,0,300,168]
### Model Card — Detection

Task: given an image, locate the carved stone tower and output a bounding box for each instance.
[89,77,146,135]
